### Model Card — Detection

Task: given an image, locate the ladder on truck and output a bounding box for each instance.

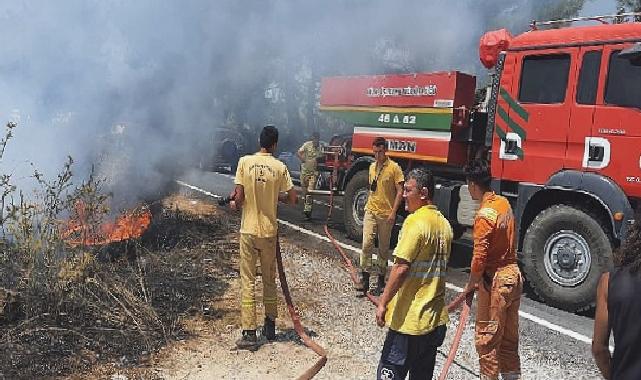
[530,11,641,30]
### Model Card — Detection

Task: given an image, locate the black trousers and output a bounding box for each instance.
[377,325,447,380]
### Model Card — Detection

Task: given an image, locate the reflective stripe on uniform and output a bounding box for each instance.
[477,207,498,223]
[412,259,448,270]
[408,270,445,280]
[408,258,447,280]
[408,269,446,280]
[263,297,277,304]
[241,299,255,307]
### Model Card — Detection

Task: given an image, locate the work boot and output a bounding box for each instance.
[263,317,276,341]
[355,271,370,293]
[374,275,386,296]
[235,330,258,350]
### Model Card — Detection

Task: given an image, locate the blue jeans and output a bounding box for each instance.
[377,325,447,380]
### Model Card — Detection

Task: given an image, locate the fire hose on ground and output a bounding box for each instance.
[275,239,327,380]
[273,150,475,379]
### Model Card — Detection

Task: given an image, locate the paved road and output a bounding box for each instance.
[178,168,605,379]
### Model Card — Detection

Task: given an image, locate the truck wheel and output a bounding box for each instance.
[522,204,612,312]
[343,171,369,242]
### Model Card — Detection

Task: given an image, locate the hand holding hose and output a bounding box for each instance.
[219,186,244,210]
[217,194,239,210]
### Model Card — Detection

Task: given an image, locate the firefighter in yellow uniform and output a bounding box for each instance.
[375,167,452,379]
[297,131,322,219]
[230,125,297,349]
[464,159,522,380]
[356,137,404,295]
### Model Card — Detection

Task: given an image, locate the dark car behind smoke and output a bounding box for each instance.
[203,127,256,173]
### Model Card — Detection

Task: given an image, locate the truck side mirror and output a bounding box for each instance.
[620,42,641,66]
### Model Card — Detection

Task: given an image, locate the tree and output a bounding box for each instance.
[537,0,586,21]
[617,0,641,21]
[618,0,641,11]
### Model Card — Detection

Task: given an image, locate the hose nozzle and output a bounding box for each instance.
[217,196,233,206]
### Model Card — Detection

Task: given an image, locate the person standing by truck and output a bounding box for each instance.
[592,219,641,380]
[356,137,404,295]
[464,159,522,380]
[230,125,297,349]
[297,131,322,220]
[374,167,452,379]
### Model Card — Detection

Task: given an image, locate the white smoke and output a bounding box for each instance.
[0,0,614,205]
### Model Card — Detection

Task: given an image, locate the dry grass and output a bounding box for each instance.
[0,122,236,378]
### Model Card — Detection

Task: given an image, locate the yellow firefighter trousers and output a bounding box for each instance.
[360,210,393,275]
[475,263,522,379]
[300,170,318,213]
[240,233,278,330]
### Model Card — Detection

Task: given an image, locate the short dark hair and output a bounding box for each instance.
[312,131,320,139]
[407,167,434,200]
[465,159,492,189]
[260,125,279,149]
[372,137,386,148]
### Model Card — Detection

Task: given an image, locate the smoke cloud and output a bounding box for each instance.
[0,0,618,206]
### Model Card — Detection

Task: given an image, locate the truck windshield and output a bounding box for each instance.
[605,49,641,110]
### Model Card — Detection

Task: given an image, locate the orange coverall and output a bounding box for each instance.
[471,192,522,380]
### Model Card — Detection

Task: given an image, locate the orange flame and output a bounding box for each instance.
[62,202,151,247]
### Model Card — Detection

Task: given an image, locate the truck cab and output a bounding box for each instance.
[481,19,641,311]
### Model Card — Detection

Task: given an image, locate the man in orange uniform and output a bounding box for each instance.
[464,159,522,380]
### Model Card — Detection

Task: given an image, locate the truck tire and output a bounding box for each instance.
[343,170,369,242]
[522,204,612,312]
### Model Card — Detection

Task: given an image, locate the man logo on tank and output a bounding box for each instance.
[386,140,417,153]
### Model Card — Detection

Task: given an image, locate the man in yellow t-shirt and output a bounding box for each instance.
[297,131,322,219]
[230,125,297,350]
[356,137,404,295]
[375,167,453,379]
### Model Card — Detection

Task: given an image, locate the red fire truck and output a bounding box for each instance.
[316,14,641,312]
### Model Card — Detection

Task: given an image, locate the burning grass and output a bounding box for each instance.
[61,202,152,247]
[0,122,237,378]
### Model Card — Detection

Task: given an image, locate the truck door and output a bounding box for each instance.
[591,43,641,199]
[498,48,578,184]
[565,47,603,170]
